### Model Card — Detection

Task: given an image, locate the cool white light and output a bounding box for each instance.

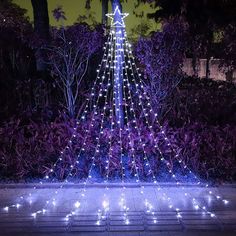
[75,201,80,208]
[4,206,9,212]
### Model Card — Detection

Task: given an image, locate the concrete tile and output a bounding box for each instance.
[147,224,182,231]
[169,231,236,236]
[69,226,107,232]
[141,233,170,236]
[109,225,144,231]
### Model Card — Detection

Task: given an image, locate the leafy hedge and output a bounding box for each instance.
[0,77,235,182]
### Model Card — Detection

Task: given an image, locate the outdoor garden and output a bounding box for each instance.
[0,0,235,183]
[0,0,236,234]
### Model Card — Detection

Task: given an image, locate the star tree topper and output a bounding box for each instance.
[106,6,129,28]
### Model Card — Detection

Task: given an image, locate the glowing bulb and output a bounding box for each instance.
[177,214,182,218]
[75,201,80,208]
[4,206,9,211]
[102,200,109,209]
[223,200,229,204]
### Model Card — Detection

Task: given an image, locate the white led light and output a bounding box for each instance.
[223,200,229,204]
[75,201,80,208]
[4,206,9,211]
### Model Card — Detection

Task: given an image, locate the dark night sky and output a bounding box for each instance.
[13,0,160,35]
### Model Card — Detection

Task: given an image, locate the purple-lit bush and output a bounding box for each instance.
[134,18,189,121]
[0,113,74,180]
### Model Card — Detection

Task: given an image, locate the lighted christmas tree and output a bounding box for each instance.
[37,5,226,219]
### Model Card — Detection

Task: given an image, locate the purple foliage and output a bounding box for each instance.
[65,23,103,56]
[49,23,104,77]
[0,113,74,180]
[0,105,235,181]
[0,1,32,39]
[135,17,189,79]
[134,18,189,120]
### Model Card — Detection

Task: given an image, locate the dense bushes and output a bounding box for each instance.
[0,114,235,182]
[0,78,235,182]
[167,77,236,126]
[0,113,74,180]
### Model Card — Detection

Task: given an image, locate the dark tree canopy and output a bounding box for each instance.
[147,0,236,23]
[143,0,236,79]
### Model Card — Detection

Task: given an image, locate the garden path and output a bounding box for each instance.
[0,184,236,236]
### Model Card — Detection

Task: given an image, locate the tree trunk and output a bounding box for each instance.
[66,85,75,118]
[31,0,50,72]
[112,0,124,128]
[102,0,109,25]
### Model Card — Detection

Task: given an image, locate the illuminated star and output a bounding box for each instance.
[106,6,129,28]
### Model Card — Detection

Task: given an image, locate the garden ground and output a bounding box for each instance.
[0,183,236,235]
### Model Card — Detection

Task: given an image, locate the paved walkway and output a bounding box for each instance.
[0,184,236,235]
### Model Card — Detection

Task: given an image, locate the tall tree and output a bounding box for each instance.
[31,0,50,72]
[48,23,103,117]
[102,0,109,25]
